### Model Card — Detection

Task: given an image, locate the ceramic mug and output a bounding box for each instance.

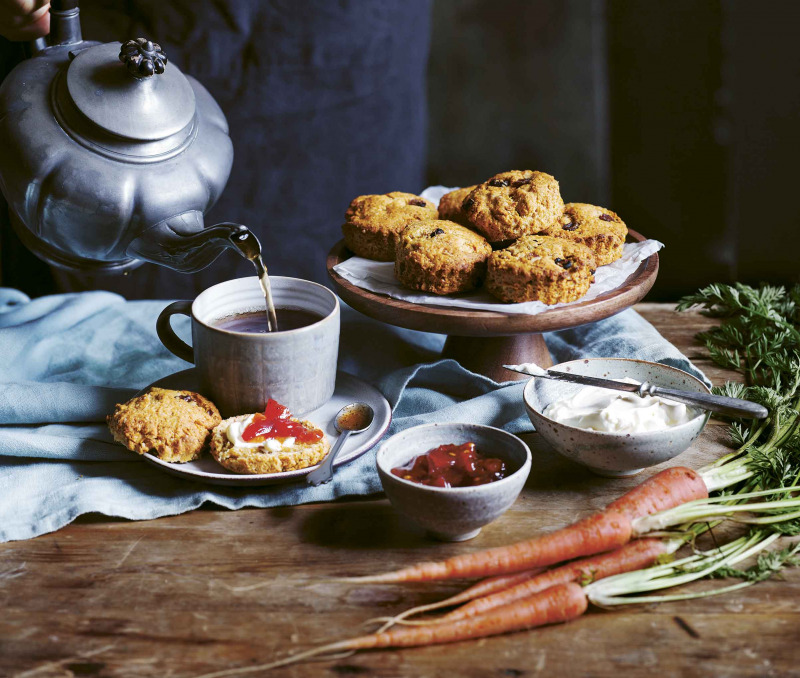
[157,276,340,418]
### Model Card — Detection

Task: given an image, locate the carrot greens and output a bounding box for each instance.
[673,283,800,505]
[585,531,782,606]
[706,541,800,583]
[676,282,800,386]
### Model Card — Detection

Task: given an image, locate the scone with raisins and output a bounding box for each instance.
[395,220,492,295]
[107,388,221,462]
[533,203,628,266]
[342,192,437,261]
[486,235,597,304]
[436,185,477,225]
[462,170,564,243]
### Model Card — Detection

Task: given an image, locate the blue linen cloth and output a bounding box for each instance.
[0,288,708,542]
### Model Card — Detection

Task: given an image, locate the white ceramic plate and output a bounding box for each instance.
[138,369,392,486]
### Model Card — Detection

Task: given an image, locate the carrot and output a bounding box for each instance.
[439,537,675,623]
[368,568,546,632]
[606,466,708,520]
[348,466,707,584]
[198,583,588,675]
[351,507,632,584]
[452,568,547,601]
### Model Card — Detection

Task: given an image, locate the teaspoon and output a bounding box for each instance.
[306,402,374,486]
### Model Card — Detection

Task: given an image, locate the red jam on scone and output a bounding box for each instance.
[241,399,324,444]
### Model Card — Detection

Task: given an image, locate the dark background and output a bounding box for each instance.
[1,0,799,300]
[427,0,800,298]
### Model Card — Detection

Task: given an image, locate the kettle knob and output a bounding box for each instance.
[119,38,168,78]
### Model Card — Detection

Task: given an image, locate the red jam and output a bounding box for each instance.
[391,442,508,488]
[241,399,323,444]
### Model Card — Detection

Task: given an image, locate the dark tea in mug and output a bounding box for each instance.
[214,308,322,333]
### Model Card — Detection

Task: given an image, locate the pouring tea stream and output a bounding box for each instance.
[230,229,280,333]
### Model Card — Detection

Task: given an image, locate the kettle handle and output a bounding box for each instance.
[25,0,81,54]
[49,0,82,46]
[156,300,195,364]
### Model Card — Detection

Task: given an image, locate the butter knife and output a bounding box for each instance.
[503,364,768,420]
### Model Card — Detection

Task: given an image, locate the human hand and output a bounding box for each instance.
[0,0,49,41]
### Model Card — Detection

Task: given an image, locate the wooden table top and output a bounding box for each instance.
[2,304,797,678]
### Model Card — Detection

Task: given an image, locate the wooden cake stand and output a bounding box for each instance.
[326,229,659,381]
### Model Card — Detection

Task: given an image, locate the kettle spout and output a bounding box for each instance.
[127,211,253,273]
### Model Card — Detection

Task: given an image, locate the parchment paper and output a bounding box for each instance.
[332,186,664,315]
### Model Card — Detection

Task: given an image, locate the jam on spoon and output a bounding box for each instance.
[391,442,507,488]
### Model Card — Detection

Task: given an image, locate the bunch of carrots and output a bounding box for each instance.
[199,462,798,675]
[196,284,800,676]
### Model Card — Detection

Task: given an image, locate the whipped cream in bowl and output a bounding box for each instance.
[543,377,700,434]
[522,358,710,477]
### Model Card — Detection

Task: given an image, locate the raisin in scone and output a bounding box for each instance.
[437,185,477,225]
[462,171,564,243]
[342,192,437,261]
[533,203,628,266]
[395,220,492,295]
[107,388,221,463]
[486,235,597,304]
[210,414,330,474]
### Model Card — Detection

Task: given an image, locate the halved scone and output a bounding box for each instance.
[209,414,330,474]
[107,388,221,463]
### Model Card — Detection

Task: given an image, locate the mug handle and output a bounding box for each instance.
[156,300,195,363]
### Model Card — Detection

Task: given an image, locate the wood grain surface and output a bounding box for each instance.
[1,305,797,678]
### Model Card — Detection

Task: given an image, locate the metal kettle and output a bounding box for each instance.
[0,0,249,274]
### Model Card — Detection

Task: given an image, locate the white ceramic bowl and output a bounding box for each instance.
[523,358,710,478]
[376,423,532,541]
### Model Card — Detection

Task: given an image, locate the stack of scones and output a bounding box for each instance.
[341,171,628,304]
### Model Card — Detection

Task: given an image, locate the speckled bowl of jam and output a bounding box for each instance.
[376,423,532,541]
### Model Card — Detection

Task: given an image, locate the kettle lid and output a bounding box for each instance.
[66,39,195,141]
